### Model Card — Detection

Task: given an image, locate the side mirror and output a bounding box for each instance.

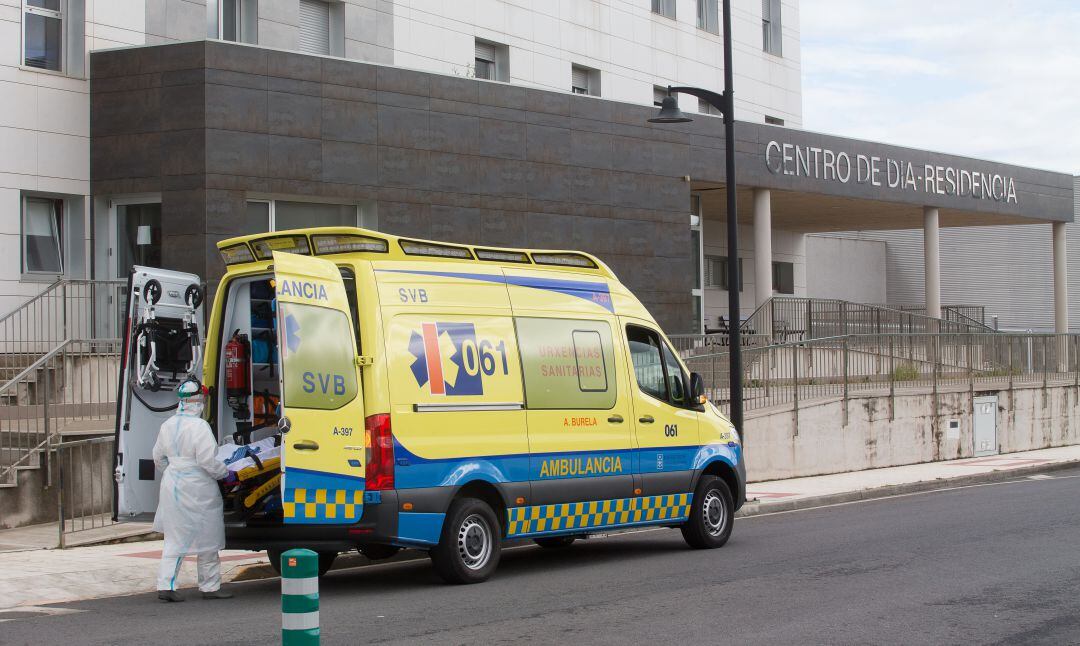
[690,372,707,405]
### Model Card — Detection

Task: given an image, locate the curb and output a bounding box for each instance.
[736,459,1080,518]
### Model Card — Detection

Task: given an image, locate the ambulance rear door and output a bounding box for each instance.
[272,252,367,524]
[114,266,205,521]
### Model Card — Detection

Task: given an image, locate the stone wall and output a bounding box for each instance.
[745,384,1080,482]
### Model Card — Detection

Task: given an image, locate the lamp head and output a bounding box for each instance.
[648,95,692,124]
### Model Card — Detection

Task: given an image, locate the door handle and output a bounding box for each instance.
[639,415,655,424]
[292,440,319,451]
[607,414,624,424]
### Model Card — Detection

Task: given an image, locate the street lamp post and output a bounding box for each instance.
[648,0,743,435]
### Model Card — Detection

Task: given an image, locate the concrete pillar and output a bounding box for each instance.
[753,188,772,307]
[923,207,941,320]
[1053,221,1068,334]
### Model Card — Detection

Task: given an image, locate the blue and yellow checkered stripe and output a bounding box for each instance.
[507,493,691,537]
[283,488,363,522]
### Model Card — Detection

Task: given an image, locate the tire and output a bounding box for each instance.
[680,476,734,549]
[534,536,576,549]
[430,497,501,584]
[267,549,338,577]
[359,544,401,560]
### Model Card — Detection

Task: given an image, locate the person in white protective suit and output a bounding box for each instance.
[153,378,237,602]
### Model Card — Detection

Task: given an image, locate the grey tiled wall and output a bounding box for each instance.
[90,41,716,333]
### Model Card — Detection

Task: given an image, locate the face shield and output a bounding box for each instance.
[177,379,207,417]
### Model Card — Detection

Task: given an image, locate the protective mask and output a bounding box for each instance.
[179,399,205,417]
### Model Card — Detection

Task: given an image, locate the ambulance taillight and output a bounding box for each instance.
[364,413,395,491]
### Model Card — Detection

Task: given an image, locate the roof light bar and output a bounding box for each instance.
[220,243,255,265]
[531,252,598,268]
[312,233,388,255]
[251,235,311,260]
[399,240,473,259]
[474,248,531,263]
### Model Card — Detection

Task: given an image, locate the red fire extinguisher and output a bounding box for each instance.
[225,330,250,417]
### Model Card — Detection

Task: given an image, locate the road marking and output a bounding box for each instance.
[0,606,86,623]
[1027,474,1055,480]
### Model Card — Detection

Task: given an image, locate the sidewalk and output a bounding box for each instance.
[1,445,1078,610]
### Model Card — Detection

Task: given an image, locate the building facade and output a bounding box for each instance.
[3,0,1076,338]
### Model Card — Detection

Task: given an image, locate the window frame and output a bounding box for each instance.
[22,0,65,73]
[474,38,506,82]
[705,255,742,292]
[21,195,65,275]
[626,324,694,410]
[762,0,782,56]
[772,260,795,295]
[245,199,377,232]
[571,64,600,97]
[696,0,719,34]
[651,0,676,20]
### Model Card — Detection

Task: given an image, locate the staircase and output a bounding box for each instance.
[0,280,124,528]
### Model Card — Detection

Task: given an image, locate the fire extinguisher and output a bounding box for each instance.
[225,330,251,418]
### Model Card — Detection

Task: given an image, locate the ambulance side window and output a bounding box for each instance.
[279,302,358,410]
[516,317,617,410]
[627,326,666,401]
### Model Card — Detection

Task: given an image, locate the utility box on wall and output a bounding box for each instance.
[973,395,998,457]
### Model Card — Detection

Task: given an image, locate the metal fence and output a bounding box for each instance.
[56,436,118,548]
[0,339,122,488]
[681,332,1080,423]
[886,304,988,327]
[741,297,995,346]
[0,280,126,363]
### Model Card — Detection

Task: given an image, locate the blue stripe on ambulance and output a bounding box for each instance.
[391,438,741,489]
[376,269,615,312]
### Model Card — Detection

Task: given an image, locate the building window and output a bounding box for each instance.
[773,261,794,294]
[765,115,785,126]
[697,0,718,34]
[23,0,63,71]
[474,39,508,82]
[298,0,331,55]
[706,256,742,292]
[762,0,782,56]
[699,98,722,116]
[651,0,675,19]
[221,0,241,41]
[653,85,668,107]
[22,197,64,274]
[246,199,377,232]
[571,64,600,97]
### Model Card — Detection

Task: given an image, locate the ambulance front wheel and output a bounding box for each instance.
[430,497,501,584]
[681,476,734,549]
[267,549,337,577]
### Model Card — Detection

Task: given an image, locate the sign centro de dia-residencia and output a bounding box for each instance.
[765,140,1018,204]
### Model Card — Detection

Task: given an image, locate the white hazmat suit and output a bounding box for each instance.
[153,384,230,596]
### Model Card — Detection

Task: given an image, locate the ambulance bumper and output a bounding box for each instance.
[224,490,401,551]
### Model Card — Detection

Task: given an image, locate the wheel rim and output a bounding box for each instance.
[702,490,726,537]
[457,514,493,570]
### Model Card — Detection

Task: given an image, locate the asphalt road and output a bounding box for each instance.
[6,469,1080,646]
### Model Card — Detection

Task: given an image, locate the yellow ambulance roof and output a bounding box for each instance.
[217,226,617,281]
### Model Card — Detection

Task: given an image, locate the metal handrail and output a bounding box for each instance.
[0,339,72,395]
[0,278,63,327]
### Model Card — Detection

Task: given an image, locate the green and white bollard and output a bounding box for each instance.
[281,549,319,645]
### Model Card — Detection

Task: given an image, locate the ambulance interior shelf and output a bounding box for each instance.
[216,276,284,520]
[218,277,282,447]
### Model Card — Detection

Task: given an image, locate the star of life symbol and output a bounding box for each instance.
[408,322,484,396]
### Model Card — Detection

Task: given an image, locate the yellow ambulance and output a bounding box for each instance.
[114,227,744,584]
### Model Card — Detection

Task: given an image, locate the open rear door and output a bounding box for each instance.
[114,266,205,521]
[272,252,367,524]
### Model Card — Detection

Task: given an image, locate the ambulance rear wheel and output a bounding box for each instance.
[267,549,337,577]
[430,498,501,584]
[681,476,734,549]
[534,536,576,549]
